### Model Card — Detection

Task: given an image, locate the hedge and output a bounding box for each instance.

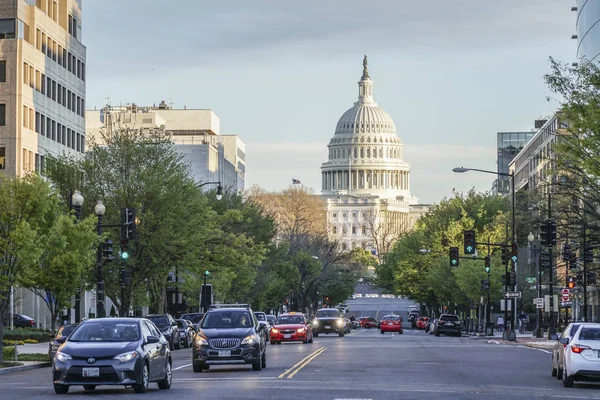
[3,328,52,342]
[2,347,50,362]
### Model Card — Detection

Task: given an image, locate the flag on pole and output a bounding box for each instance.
[292,179,301,184]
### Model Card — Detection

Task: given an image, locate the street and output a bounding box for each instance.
[1,326,598,398]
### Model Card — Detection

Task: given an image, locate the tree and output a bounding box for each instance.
[363,208,411,264]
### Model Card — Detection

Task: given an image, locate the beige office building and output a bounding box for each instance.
[0,0,86,176]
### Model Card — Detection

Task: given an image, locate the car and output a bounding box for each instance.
[192,304,267,372]
[253,312,270,343]
[379,315,403,334]
[146,314,180,350]
[270,312,313,344]
[180,313,205,325]
[426,318,437,334]
[560,323,600,387]
[434,314,462,337]
[175,319,195,348]
[49,324,78,362]
[52,317,172,394]
[266,315,276,327]
[338,303,349,314]
[12,313,35,328]
[357,316,378,329]
[312,308,345,337]
[416,317,429,330]
[552,322,591,379]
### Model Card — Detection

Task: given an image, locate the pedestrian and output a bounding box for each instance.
[496,316,504,333]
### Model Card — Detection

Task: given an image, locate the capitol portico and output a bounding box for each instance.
[321,57,424,255]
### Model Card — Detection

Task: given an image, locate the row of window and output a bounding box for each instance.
[0,145,48,174]
[35,28,85,82]
[35,0,59,23]
[23,105,84,153]
[332,225,367,235]
[24,61,85,118]
[329,146,401,160]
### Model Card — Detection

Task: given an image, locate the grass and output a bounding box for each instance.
[16,353,50,362]
[0,361,23,368]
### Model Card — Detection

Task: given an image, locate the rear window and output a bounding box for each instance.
[383,316,400,321]
[579,328,600,340]
[441,315,459,321]
[316,309,341,318]
[569,324,581,337]
[254,313,266,321]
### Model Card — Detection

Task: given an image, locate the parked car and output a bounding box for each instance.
[552,322,588,380]
[560,324,600,387]
[49,324,78,362]
[426,318,437,334]
[175,319,195,348]
[146,314,180,350]
[416,317,429,330]
[356,316,378,329]
[379,315,403,334]
[192,304,267,372]
[180,313,204,325]
[270,312,313,344]
[12,313,35,328]
[434,314,462,337]
[52,317,172,394]
[312,308,345,337]
[253,312,270,342]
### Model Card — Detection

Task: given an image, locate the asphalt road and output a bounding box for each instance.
[1,326,599,399]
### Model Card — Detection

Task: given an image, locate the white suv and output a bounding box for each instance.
[561,323,600,387]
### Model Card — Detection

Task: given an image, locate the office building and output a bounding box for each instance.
[575,1,600,63]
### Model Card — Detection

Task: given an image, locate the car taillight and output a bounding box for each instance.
[571,344,591,354]
[30,320,34,326]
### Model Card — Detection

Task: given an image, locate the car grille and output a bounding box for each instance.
[280,329,296,334]
[209,338,240,349]
[65,366,120,383]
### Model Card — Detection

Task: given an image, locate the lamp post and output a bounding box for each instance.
[71,191,84,323]
[197,181,223,200]
[453,166,516,340]
[528,232,543,338]
[95,200,106,318]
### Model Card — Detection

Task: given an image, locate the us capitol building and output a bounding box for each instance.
[321,57,428,255]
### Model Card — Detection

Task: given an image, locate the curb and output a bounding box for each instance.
[0,362,50,376]
[524,342,555,350]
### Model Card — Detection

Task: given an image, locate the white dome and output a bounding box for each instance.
[335,104,397,135]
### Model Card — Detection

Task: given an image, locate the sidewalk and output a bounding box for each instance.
[465,330,556,349]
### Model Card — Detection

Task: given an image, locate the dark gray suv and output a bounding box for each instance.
[146,314,180,350]
[434,314,461,337]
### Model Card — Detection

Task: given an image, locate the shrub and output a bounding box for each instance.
[3,328,52,342]
[2,347,49,362]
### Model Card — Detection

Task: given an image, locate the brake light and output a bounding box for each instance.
[571,344,591,354]
[30,320,34,326]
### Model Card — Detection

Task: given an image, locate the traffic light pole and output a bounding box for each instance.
[96,214,105,318]
[548,190,556,339]
[486,238,491,336]
[583,221,588,322]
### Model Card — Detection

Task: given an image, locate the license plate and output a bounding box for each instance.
[284,334,291,339]
[218,350,231,357]
[388,323,394,325]
[82,367,99,377]
[325,326,331,329]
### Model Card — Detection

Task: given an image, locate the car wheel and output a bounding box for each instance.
[193,363,203,373]
[399,329,404,334]
[308,336,313,343]
[551,356,557,377]
[252,357,262,371]
[563,363,574,388]
[261,350,267,368]
[53,384,69,394]
[314,332,319,337]
[435,331,440,337]
[380,330,385,334]
[158,361,172,389]
[133,363,149,393]
[557,363,563,380]
[169,338,174,351]
[174,339,181,350]
[83,385,96,391]
[339,331,345,337]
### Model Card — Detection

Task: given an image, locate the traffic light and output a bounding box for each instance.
[102,239,114,263]
[569,252,577,268]
[509,270,516,286]
[576,272,583,285]
[584,244,594,263]
[120,267,131,286]
[120,239,130,260]
[204,270,210,277]
[480,279,490,290]
[568,276,575,289]
[501,247,508,266]
[449,247,459,267]
[464,230,476,255]
[588,272,597,285]
[540,220,549,247]
[121,208,138,240]
[541,250,550,269]
[484,255,490,273]
[511,242,518,263]
[549,220,557,246]
[563,244,571,262]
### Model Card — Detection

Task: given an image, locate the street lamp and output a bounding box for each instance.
[197,181,223,200]
[71,191,84,323]
[95,200,106,318]
[453,166,516,340]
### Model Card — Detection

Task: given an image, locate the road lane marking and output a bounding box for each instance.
[278,346,326,379]
[174,363,192,370]
[286,346,327,379]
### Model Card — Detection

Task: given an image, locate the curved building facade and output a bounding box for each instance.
[321,57,420,254]
[576,0,600,63]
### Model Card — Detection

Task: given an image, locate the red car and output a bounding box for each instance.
[416,317,429,330]
[270,312,313,344]
[357,316,378,329]
[380,315,403,334]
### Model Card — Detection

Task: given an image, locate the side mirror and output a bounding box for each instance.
[559,337,569,345]
[171,322,178,327]
[56,336,67,344]
[146,335,160,344]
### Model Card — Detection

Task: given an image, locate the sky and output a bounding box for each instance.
[83,0,575,204]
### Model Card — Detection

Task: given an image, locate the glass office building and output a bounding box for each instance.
[576,0,600,63]
[496,132,534,194]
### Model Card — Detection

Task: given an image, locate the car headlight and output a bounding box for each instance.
[195,336,209,346]
[271,328,278,334]
[241,335,258,345]
[55,352,72,363]
[297,328,305,333]
[337,319,344,327]
[313,320,319,326]
[114,351,138,363]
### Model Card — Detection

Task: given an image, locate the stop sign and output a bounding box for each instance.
[562,289,570,301]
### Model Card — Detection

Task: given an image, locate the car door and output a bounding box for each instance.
[143,321,164,380]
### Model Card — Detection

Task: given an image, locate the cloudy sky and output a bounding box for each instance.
[83,0,575,204]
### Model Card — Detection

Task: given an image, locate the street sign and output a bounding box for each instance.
[536,299,544,309]
[504,291,522,298]
[526,277,536,284]
[562,289,570,302]
[561,300,573,307]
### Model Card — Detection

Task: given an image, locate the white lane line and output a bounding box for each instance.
[520,345,552,354]
[174,377,279,381]
[173,363,192,370]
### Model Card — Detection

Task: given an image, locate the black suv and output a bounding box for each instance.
[192,304,267,372]
[434,313,462,337]
[312,308,345,337]
[146,313,180,350]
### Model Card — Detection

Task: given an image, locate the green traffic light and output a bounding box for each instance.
[204,270,210,276]
[511,255,517,263]
[451,260,457,266]
[485,266,490,273]
[121,251,129,259]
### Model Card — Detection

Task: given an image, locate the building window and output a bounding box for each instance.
[332,213,337,218]
[0,147,5,169]
[352,226,356,234]
[0,104,6,126]
[0,61,6,82]
[332,226,337,234]
[0,19,16,39]
[343,213,347,218]
[342,225,347,234]
[361,225,366,234]
[342,243,347,250]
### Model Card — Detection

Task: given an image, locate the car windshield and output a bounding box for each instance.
[254,313,266,321]
[579,328,600,340]
[266,315,275,322]
[56,325,76,339]
[69,322,140,342]
[316,309,341,318]
[277,315,304,324]
[383,316,400,321]
[442,315,459,321]
[147,316,169,327]
[202,311,253,328]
